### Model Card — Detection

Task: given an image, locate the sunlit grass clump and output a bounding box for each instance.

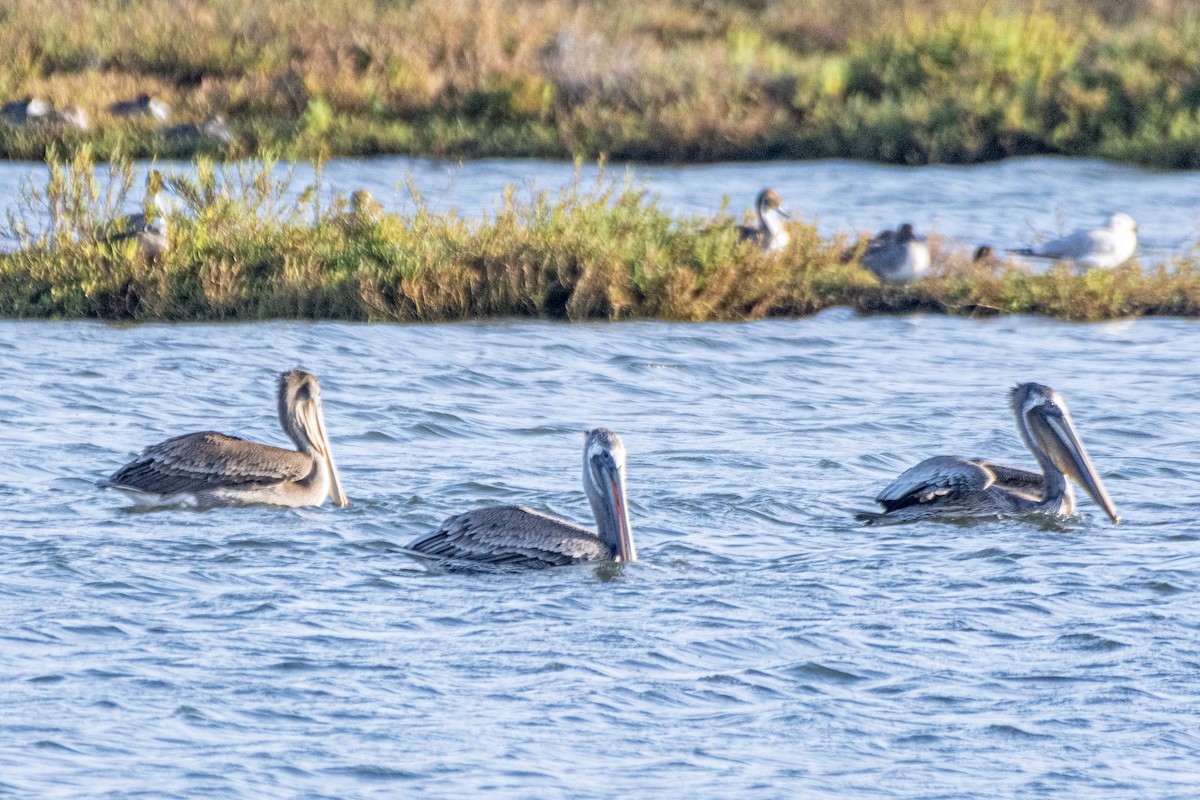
[1,0,1200,165]
[3,153,1200,323]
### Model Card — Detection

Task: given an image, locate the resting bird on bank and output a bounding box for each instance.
[861,223,931,282]
[0,97,50,126]
[1013,213,1138,269]
[163,115,234,146]
[101,369,348,509]
[109,94,171,123]
[404,428,636,570]
[95,170,170,261]
[859,383,1119,525]
[737,188,790,253]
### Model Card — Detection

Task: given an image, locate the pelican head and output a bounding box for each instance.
[1011,383,1119,523]
[1108,212,1138,234]
[583,427,635,562]
[896,223,918,243]
[278,369,348,507]
[756,188,789,219]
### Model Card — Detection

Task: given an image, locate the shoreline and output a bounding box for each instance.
[1,155,1196,324]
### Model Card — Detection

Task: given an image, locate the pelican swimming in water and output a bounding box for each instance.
[1013,213,1138,269]
[405,428,635,569]
[861,383,1119,524]
[102,369,348,508]
[737,189,790,253]
[861,223,931,282]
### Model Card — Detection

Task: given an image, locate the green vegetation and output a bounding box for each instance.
[2,153,1199,323]
[0,0,1199,166]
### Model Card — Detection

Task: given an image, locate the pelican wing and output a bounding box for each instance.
[875,455,997,512]
[107,431,312,494]
[975,461,1044,495]
[406,505,610,569]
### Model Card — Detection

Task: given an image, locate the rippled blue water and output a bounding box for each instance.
[1,155,1198,260]
[2,315,1197,798]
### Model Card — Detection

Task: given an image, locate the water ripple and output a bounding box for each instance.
[0,317,1197,798]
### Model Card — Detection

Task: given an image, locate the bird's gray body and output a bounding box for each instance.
[862,383,1119,525]
[100,216,169,261]
[1014,213,1137,269]
[105,431,327,508]
[862,224,931,282]
[163,115,234,146]
[406,506,614,569]
[870,455,1062,522]
[405,428,636,569]
[103,370,347,509]
[1,97,50,126]
[109,94,171,122]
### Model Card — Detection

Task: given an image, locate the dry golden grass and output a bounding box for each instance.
[0,0,1198,163]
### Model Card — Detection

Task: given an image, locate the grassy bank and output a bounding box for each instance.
[2,154,1199,323]
[2,0,1200,166]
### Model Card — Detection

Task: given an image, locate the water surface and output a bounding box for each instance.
[1,156,1197,261]
[1,316,1197,797]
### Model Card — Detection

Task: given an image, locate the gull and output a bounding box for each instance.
[1014,213,1138,269]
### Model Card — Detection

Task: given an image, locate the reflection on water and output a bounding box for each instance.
[0,315,1197,797]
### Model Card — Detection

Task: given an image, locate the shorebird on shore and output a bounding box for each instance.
[0,97,50,126]
[102,370,348,509]
[737,189,790,253]
[95,171,171,261]
[1013,213,1138,269]
[163,114,233,146]
[109,94,171,123]
[404,428,636,569]
[861,223,931,282]
[859,383,1119,525]
[44,104,90,131]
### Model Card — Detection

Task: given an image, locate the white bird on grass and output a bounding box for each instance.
[1014,213,1138,269]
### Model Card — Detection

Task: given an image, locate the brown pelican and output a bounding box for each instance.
[737,189,790,253]
[862,223,931,282]
[862,383,1119,524]
[1014,213,1137,269]
[102,370,348,508]
[405,428,635,569]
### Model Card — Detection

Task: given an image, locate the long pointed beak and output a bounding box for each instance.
[308,403,348,508]
[1045,413,1119,524]
[777,207,791,219]
[598,459,636,562]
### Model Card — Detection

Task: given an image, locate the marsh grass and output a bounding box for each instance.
[4,154,1200,323]
[1,1,1200,165]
